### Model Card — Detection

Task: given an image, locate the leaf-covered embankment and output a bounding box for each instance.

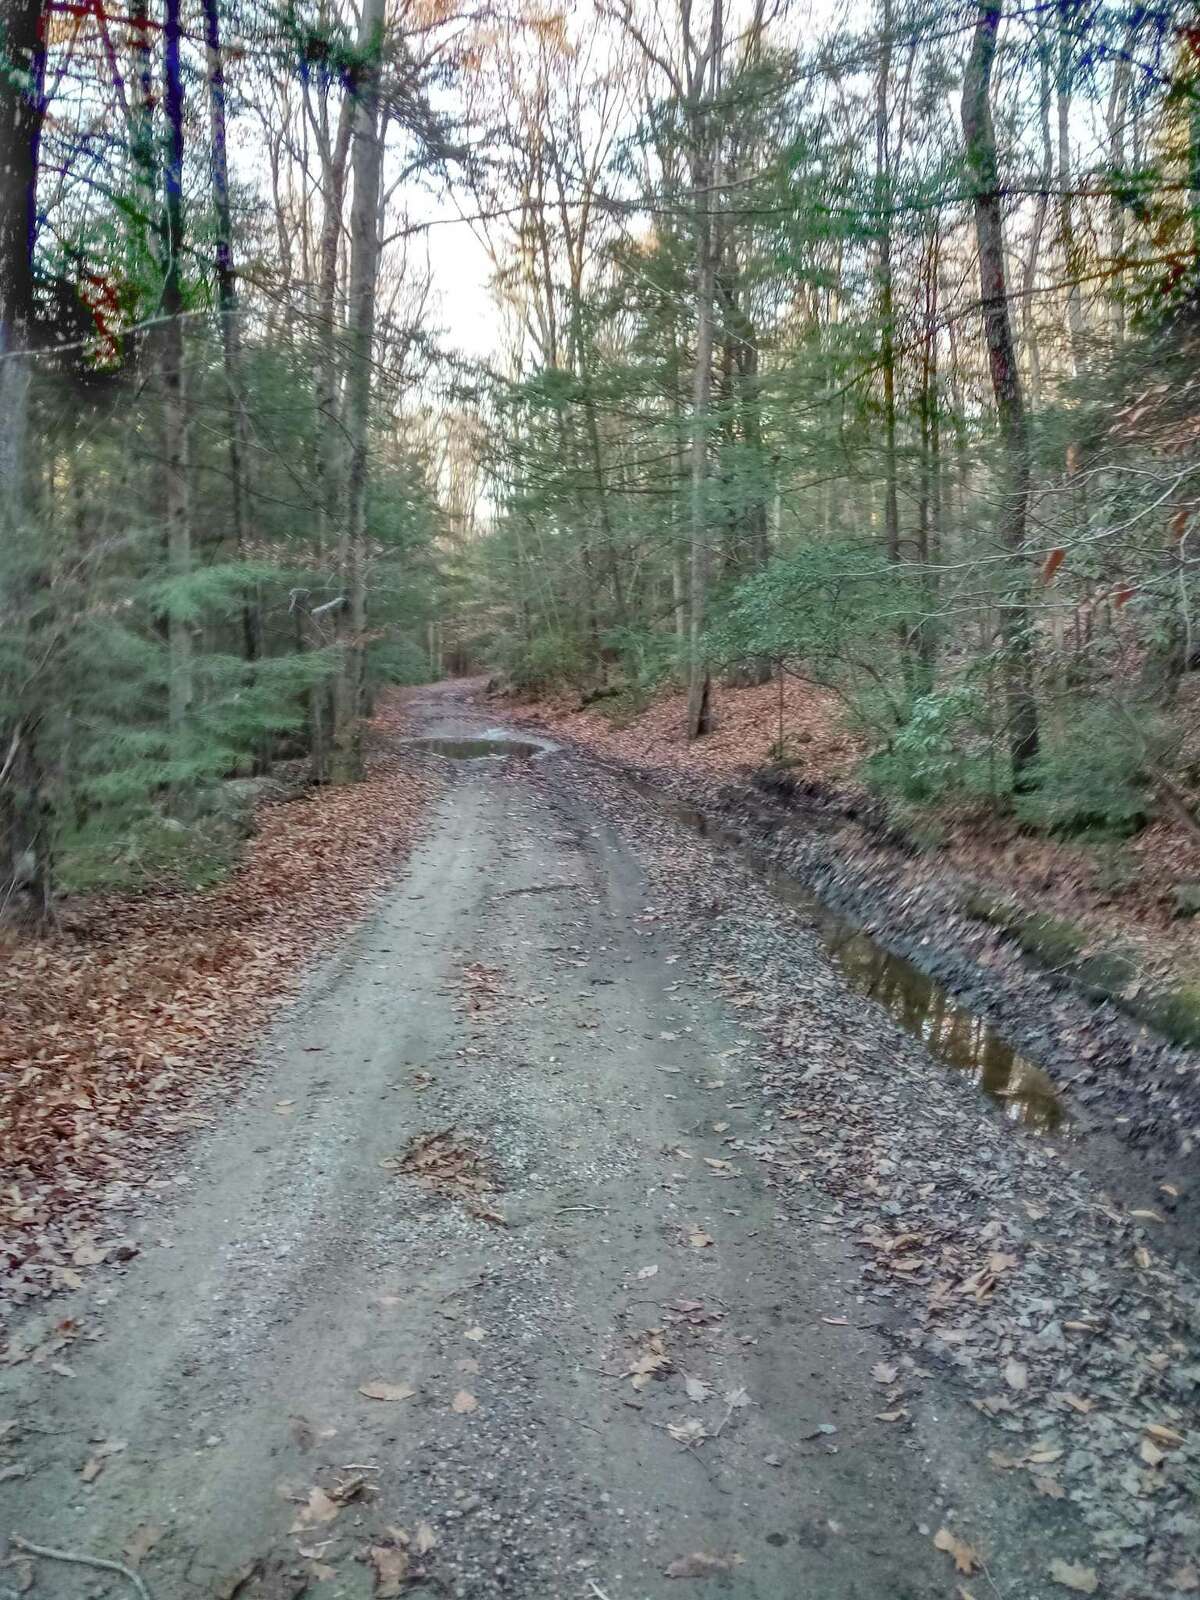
[0,697,441,1321]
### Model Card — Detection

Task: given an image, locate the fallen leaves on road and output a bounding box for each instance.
[369,1542,410,1597]
[664,1551,746,1579]
[385,1128,496,1200]
[667,1417,707,1446]
[358,1381,416,1403]
[451,1390,478,1414]
[625,1329,672,1389]
[79,1438,127,1481]
[291,1487,342,1532]
[122,1524,163,1568]
[1048,1558,1100,1593]
[933,1528,980,1576]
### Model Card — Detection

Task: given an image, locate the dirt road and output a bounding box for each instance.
[2,684,1196,1599]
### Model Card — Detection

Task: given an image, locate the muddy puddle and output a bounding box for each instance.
[404,735,548,761]
[641,788,1065,1133]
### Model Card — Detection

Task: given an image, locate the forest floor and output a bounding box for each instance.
[1,680,1198,1600]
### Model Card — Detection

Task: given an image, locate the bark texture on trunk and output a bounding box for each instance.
[201,0,262,670]
[962,0,1040,780]
[330,0,387,782]
[162,0,192,737]
[0,0,51,918]
[686,166,716,739]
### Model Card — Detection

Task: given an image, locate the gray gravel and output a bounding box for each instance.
[1,683,1196,1600]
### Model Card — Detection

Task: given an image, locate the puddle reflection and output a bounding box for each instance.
[641,789,1065,1133]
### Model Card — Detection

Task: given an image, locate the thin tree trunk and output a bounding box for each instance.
[1056,5,1084,374]
[876,0,900,569]
[962,0,1040,781]
[686,154,717,739]
[201,0,263,670]
[330,0,387,782]
[1105,51,1131,342]
[916,224,940,684]
[684,0,724,741]
[162,0,192,738]
[0,0,50,918]
[129,0,157,276]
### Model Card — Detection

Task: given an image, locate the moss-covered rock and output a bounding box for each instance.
[961,889,1200,1048]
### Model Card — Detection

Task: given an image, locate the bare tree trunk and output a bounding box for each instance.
[330,0,387,782]
[1020,44,1052,406]
[162,0,192,738]
[0,0,41,525]
[962,0,1040,781]
[876,0,900,569]
[686,154,717,739]
[312,92,355,555]
[201,0,263,672]
[1105,51,1131,342]
[0,0,50,918]
[1056,4,1084,374]
[916,223,941,684]
[129,0,158,275]
[684,0,724,741]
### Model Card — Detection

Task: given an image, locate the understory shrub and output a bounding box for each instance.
[1014,703,1161,837]
[864,686,987,803]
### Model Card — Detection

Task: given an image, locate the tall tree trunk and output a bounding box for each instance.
[313,97,354,555]
[201,0,263,671]
[162,0,192,738]
[129,0,157,275]
[1056,3,1084,373]
[916,224,941,684]
[0,0,41,524]
[1020,44,1052,406]
[876,0,900,569]
[1105,50,1131,342]
[0,0,50,918]
[330,0,387,782]
[306,84,355,781]
[962,0,1040,780]
[684,0,724,741]
[686,154,717,739]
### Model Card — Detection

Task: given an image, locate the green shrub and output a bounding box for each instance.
[1014,704,1157,837]
[498,630,589,695]
[864,687,985,803]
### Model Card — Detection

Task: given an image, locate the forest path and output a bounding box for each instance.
[0,684,1101,1599]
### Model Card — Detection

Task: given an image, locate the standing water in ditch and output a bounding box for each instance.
[641,789,1065,1133]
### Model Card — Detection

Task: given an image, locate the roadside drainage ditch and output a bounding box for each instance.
[634,784,1066,1134]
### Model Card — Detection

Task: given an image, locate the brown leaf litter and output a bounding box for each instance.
[1,694,440,1320]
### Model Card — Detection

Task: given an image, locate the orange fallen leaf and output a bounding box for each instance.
[1048,1559,1099,1593]
[933,1528,980,1576]
[358,1381,416,1402]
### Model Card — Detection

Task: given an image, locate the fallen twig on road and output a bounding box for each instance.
[11,1534,154,1600]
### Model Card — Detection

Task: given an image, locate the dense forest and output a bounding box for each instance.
[2,0,1199,918]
